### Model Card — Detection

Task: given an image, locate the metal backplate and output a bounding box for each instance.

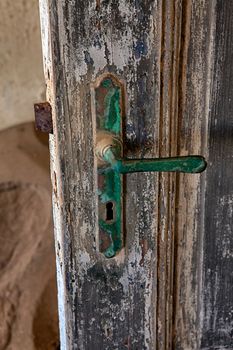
[92,74,124,258]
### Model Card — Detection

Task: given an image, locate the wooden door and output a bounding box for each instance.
[38,1,233,349]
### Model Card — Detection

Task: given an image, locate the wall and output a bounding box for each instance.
[0,0,45,130]
[0,2,59,349]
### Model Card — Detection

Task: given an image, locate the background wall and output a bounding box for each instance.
[0,0,45,130]
[0,1,59,349]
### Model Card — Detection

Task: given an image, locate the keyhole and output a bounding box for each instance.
[106,201,114,221]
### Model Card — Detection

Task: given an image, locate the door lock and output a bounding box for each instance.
[92,74,206,258]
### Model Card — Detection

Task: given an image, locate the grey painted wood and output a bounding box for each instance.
[173,1,233,349]
[38,0,233,349]
[201,1,233,348]
[39,1,171,349]
[172,1,215,349]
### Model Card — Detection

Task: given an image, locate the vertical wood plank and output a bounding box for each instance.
[156,2,182,349]
[173,1,215,349]
[39,1,164,348]
[38,1,222,349]
[201,1,233,348]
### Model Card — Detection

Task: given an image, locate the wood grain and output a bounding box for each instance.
[172,1,215,349]
[40,1,164,348]
[201,1,233,348]
[39,0,233,349]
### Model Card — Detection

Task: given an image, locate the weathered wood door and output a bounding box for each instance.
[39,1,233,349]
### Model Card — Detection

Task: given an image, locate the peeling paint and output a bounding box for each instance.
[38,0,213,349]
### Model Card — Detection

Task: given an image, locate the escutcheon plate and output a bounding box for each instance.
[92,74,125,258]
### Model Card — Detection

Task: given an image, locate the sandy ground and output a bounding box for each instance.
[0,123,59,349]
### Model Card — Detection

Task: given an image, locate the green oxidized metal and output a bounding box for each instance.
[94,75,207,258]
[102,149,206,174]
[94,75,124,258]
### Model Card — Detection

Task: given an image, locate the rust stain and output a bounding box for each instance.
[139,239,149,266]
[34,102,53,133]
[53,171,58,200]
[124,336,131,349]
[99,228,112,253]
[96,0,100,10]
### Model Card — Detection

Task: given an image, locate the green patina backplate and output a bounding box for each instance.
[94,75,124,258]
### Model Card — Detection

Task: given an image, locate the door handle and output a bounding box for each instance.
[96,132,206,174]
[92,74,206,258]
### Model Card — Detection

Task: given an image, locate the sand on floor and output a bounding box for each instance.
[0,122,59,350]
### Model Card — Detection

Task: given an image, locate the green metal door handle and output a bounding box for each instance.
[92,74,207,258]
[98,142,206,174]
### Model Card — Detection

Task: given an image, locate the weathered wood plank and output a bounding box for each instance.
[156,2,182,349]
[173,1,215,349]
[39,1,233,349]
[201,1,233,348]
[39,1,167,348]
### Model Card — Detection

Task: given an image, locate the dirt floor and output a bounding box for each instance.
[0,123,59,350]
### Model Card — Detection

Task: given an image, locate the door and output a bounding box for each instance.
[38,1,233,349]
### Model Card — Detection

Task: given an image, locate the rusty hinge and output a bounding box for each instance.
[34,102,53,134]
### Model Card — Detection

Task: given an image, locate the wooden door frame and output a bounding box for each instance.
[38,1,223,349]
